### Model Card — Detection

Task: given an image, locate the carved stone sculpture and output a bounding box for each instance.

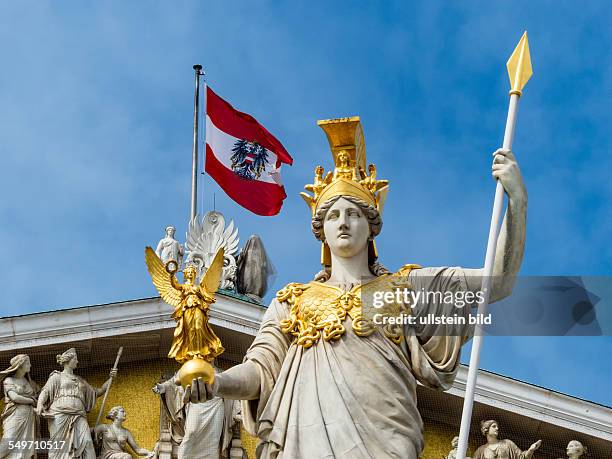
[236,235,275,302]
[184,117,528,459]
[36,348,116,459]
[444,436,460,459]
[94,406,153,458]
[153,372,185,445]
[185,211,239,290]
[562,440,587,459]
[472,420,541,459]
[154,370,233,459]
[156,226,184,267]
[145,247,225,386]
[0,354,39,459]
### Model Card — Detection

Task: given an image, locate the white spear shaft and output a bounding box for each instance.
[94,346,123,427]
[456,32,532,459]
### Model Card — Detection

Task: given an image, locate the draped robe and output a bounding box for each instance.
[241,266,475,459]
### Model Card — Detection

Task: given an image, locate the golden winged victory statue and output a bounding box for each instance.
[145,246,225,386]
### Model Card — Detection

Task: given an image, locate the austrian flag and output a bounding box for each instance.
[205,87,293,216]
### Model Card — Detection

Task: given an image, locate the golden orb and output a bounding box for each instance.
[178,357,215,388]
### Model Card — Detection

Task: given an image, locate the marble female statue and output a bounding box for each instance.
[444,436,460,459]
[184,118,528,458]
[153,372,185,446]
[93,406,153,459]
[36,348,117,459]
[472,420,541,459]
[155,226,184,267]
[0,354,39,459]
[561,440,586,459]
[154,369,233,459]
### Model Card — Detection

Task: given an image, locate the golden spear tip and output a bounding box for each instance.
[506,31,533,96]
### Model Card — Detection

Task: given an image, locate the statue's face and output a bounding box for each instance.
[567,441,583,455]
[116,407,126,421]
[184,267,197,281]
[166,227,175,238]
[22,357,31,373]
[68,355,78,369]
[323,197,370,259]
[488,422,499,437]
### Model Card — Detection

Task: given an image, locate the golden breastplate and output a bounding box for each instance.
[278,264,420,348]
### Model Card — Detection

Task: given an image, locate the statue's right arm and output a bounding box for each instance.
[170,274,181,291]
[155,240,164,258]
[186,296,291,404]
[214,361,260,400]
[185,361,260,404]
[6,390,35,405]
[35,385,49,413]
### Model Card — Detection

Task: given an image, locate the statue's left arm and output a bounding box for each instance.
[95,368,118,397]
[126,431,152,457]
[464,148,527,302]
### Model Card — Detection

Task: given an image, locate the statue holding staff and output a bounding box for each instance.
[0,354,39,459]
[184,116,528,458]
[36,348,117,459]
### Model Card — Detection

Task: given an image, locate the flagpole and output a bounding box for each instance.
[201,71,207,217]
[191,64,204,222]
[456,32,532,459]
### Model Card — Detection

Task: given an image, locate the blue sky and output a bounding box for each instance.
[1,2,611,406]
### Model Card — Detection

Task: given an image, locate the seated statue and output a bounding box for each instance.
[93,406,153,459]
[472,420,541,459]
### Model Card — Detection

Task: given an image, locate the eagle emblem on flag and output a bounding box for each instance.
[204,86,293,215]
[230,139,271,180]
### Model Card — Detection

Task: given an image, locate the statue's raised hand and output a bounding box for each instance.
[152,383,165,395]
[491,148,527,203]
[529,439,542,451]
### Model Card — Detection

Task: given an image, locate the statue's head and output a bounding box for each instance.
[302,117,388,271]
[56,348,78,368]
[107,405,126,422]
[337,149,350,166]
[2,354,31,376]
[451,436,459,448]
[480,420,499,438]
[165,225,176,238]
[183,265,197,282]
[312,195,381,261]
[566,441,586,457]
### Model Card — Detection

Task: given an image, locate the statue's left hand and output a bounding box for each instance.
[492,148,527,203]
[109,369,118,379]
